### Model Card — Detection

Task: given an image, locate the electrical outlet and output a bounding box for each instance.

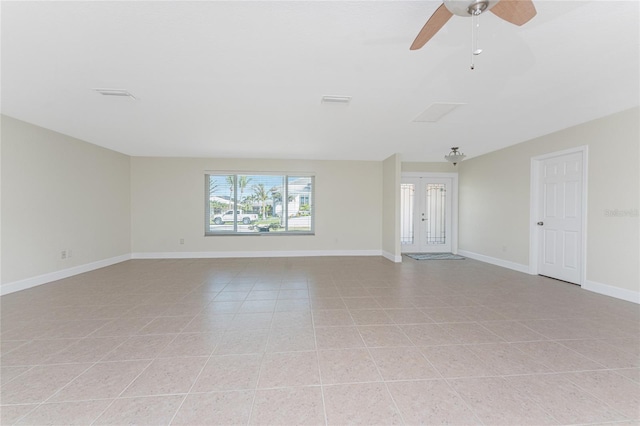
[60,250,67,260]
[179,238,185,245]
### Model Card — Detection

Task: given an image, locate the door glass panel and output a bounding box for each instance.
[425,184,446,245]
[400,183,415,245]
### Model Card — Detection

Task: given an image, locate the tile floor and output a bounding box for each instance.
[1,256,639,425]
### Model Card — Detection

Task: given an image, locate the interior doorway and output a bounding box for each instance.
[400,173,458,254]
[530,147,587,285]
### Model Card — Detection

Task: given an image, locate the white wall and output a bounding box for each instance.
[459,107,639,298]
[1,116,131,290]
[130,157,383,256]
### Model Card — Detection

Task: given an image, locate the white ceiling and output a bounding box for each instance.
[2,1,638,162]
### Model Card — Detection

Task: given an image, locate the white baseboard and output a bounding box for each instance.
[457,250,530,274]
[458,250,639,305]
[583,280,640,304]
[3,250,637,306]
[131,250,383,260]
[382,251,402,263]
[0,250,384,296]
[0,254,131,296]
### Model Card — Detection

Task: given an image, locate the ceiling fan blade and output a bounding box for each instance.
[490,0,537,26]
[410,4,453,50]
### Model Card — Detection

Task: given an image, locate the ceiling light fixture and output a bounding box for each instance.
[444,147,466,165]
[93,88,137,99]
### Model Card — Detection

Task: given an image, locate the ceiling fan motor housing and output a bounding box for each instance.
[444,0,499,17]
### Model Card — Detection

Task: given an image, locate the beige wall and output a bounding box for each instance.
[382,154,401,261]
[459,107,639,294]
[1,116,131,286]
[3,109,637,299]
[130,157,383,255]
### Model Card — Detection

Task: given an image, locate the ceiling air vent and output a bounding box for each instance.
[93,88,137,99]
[413,102,464,122]
[321,95,352,105]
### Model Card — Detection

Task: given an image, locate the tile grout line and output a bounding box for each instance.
[118,272,219,425]
[439,376,487,425]
[344,296,407,425]
[393,313,488,426]
[244,314,270,425]
[167,277,260,426]
[2,259,638,425]
[21,360,110,425]
[88,358,155,426]
[0,364,35,389]
[309,286,330,426]
[553,371,637,422]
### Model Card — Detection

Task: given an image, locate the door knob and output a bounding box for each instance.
[537,221,544,226]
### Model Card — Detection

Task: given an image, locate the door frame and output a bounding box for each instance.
[529,146,588,285]
[401,172,459,254]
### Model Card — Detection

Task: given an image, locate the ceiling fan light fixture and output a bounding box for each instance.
[445,147,466,165]
[411,0,536,51]
[444,0,498,17]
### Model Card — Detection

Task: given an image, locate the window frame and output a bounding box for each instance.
[204,171,315,236]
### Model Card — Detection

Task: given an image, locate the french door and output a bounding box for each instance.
[400,176,453,253]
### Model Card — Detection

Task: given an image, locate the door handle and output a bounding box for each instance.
[537,221,544,226]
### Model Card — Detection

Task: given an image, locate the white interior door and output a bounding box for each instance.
[401,177,452,253]
[537,152,583,284]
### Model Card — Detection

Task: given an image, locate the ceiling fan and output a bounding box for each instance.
[410,0,537,50]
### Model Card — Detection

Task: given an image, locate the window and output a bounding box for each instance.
[205,173,314,235]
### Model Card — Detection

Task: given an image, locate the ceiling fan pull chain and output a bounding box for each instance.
[471,12,483,70]
[474,12,482,55]
[470,14,474,69]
